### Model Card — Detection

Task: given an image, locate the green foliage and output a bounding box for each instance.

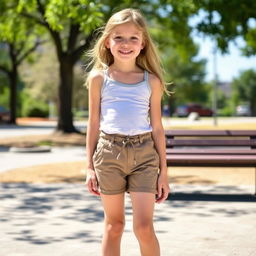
[193,0,256,55]
[19,42,59,103]
[156,29,207,109]
[231,69,256,116]
[0,86,9,109]
[242,28,256,56]
[74,109,88,119]
[21,92,49,117]
[17,0,104,33]
[17,0,37,13]
[218,105,233,117]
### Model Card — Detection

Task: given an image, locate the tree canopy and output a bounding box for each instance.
[1,0,256,126]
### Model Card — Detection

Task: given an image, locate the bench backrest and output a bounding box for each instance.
[165,130,256,149]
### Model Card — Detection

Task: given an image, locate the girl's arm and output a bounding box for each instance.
[85,71,103,196]
[149,74,170,203]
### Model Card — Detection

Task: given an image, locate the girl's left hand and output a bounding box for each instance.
[85,167,101,196]
[156,173,170,203]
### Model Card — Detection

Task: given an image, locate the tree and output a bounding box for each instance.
[0,2,45,124]
[231,69,256,116]
[15,0,104,132]
[20,42,87,118]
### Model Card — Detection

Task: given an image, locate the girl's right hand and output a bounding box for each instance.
[85,168,100,196]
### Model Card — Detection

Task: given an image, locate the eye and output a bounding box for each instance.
[114,36,122,41]
[131,36,139,40]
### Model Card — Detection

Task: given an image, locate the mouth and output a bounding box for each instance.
[119,50,133,55]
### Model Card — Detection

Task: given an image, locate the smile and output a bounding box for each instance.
[119,50,133,55]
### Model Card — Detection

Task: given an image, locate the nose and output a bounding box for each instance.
[121,38,129,45]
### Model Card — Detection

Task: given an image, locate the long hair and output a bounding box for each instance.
[85,8,169,94]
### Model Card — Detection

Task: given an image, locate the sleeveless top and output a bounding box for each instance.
[100,70,152,136]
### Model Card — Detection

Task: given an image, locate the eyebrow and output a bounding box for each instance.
[112,31,141,36]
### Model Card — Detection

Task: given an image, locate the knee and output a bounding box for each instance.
[134,222,154,241]
[105,220,125,237]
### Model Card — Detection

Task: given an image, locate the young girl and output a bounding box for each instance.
[85,8,170,256]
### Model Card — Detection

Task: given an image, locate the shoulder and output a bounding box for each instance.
[87,69,105,89]
[148,73,163,96]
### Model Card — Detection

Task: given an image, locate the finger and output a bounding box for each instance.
[87,180,98,196]
[156,191,164,203]
[91,190,101,196]
[157,185,163,199]
[87,180,94,194]
[157,188,169,203]
[92,179,98,191]
[163,190,169,201]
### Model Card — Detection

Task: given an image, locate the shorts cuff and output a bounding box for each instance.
[127,188,157,194]
[100,188,126,195]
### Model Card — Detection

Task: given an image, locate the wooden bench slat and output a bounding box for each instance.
[165,130,256,137]
[166,154,256,167]
[166,139,256,147]
[166,148,256,155]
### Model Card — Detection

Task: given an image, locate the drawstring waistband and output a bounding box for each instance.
[99,131,152,165]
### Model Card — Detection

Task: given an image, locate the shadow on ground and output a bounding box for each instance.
[1,183,256,249]
[1,183,103,245]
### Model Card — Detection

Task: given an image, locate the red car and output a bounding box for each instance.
[0,106,10,122]
[175,104,213,117]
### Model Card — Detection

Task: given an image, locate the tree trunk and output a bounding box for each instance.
[56,55,77,133]
[8,67,17,124]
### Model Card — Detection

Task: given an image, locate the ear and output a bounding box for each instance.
[141,41,145,50]
[105,38,110,49]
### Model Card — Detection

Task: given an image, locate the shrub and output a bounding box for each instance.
[21,93,49,117]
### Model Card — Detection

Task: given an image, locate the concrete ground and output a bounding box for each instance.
[1,183,255,256]
[0,146,86,173]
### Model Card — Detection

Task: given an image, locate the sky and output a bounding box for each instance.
[191,33,256,83]
[195,36,256,82]
[189,10,256,82]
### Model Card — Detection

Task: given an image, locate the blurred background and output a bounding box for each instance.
[1,0,256,132]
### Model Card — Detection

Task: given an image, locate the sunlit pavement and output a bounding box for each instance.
[0,120,87,138]
[0,146,85,173]
[0,183,255,256]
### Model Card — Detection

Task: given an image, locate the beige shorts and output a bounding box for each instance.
[93,131,160,195]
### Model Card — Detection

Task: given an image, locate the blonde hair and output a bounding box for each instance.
[85,8,169,94]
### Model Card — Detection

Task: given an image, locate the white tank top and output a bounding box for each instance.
[100,70,152,136]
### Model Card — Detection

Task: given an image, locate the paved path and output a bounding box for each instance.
[0,183,255,256]
[0,121,86,138]
[0,121,87,173]
[0,146,85,173]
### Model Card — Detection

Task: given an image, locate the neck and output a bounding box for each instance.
[111,60,138,73]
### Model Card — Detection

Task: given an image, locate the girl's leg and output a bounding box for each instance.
[100,193,125,256]
[130,192,160,256]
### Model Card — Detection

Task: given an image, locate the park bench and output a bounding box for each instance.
[165,130,256,195]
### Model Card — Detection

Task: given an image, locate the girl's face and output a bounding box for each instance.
[105,22,145,63]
